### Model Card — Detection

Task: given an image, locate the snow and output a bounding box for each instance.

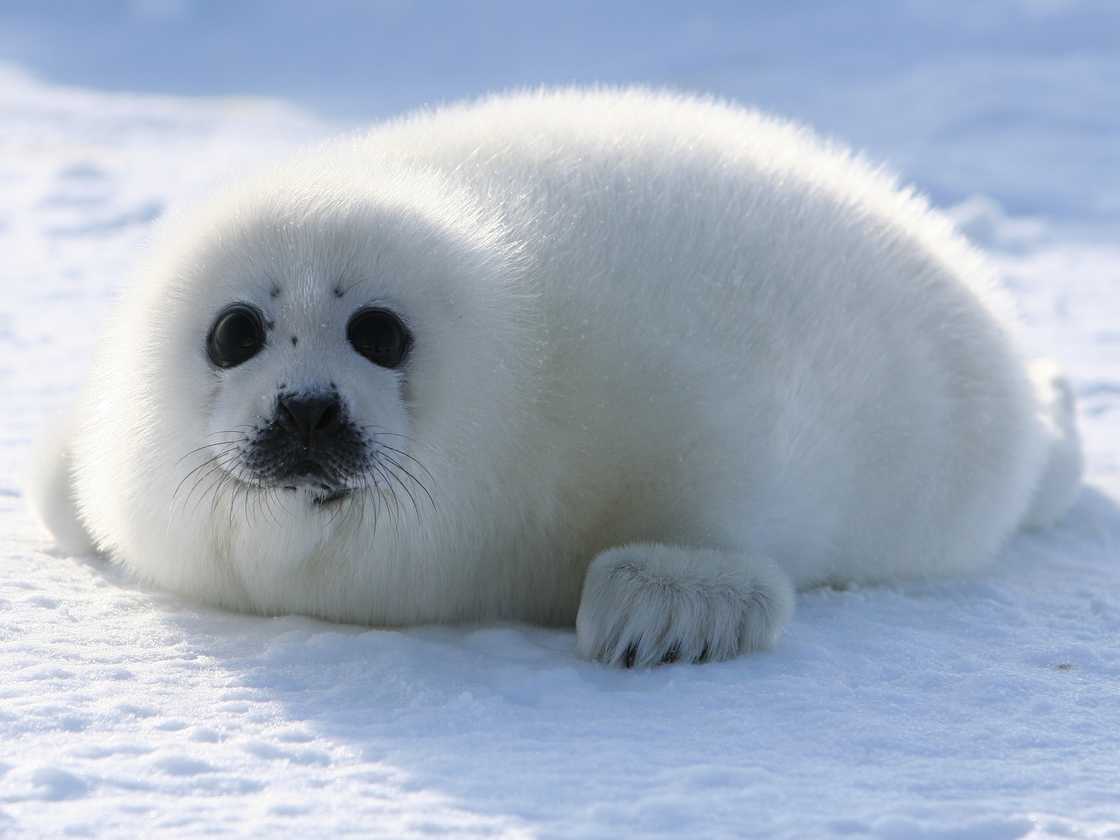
[1,4,1118,837]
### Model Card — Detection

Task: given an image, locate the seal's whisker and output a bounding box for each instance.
[191,451,240,503]
[272,485,294,519]
[378,456,422,521]
[175,450,241,511]
[176,437,247,465]
[173,445,240,500]
[202,458,241,517]
[361,482,375,537]
[251,481,267,527]
[377,450,436,512]
[325,486,347,527]
[359,423,441,457]
[226,480,241,532]
[370,460,402,542]
[263,486,281,528]
[351,480,367,538]
[358,469,380,539]
[240,478,255,531]
[206,425,254,437]
[373,441,437,484]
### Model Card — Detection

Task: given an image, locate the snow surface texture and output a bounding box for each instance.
[1,4,1118,837]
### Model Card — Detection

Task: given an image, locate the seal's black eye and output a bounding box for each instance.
[347,308,411,369]
[207,304,266,369]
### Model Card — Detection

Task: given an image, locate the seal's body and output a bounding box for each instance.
[31,90,1082,666]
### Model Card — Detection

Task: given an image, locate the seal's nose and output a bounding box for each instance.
[277,394,342,448]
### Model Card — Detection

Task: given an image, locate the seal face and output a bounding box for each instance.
[31,88,1083,667]
[201,299,416,506]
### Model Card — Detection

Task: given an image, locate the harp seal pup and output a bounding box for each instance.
[30,88,1083,667]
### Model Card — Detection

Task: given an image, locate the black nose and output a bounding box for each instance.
[277,394,343,448]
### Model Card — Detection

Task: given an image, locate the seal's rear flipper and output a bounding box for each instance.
[28,411,97,555]
[1021,360,1083,531]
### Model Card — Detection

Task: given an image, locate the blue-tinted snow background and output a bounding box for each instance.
[1,2,1117,837]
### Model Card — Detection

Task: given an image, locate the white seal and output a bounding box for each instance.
[30,89,1083,666]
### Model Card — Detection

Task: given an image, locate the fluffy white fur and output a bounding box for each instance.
[29,88,1083,666]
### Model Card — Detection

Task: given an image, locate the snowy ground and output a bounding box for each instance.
[1,4,1118,837]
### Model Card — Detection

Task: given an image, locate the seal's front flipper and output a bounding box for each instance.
[575,543,794,667]
[28,411,96,555]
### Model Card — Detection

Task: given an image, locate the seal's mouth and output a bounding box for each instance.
[312,487,351,506]
[273,459,355,506]
[279,482,353,507]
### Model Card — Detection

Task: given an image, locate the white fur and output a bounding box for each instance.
[29,88,1083,666]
